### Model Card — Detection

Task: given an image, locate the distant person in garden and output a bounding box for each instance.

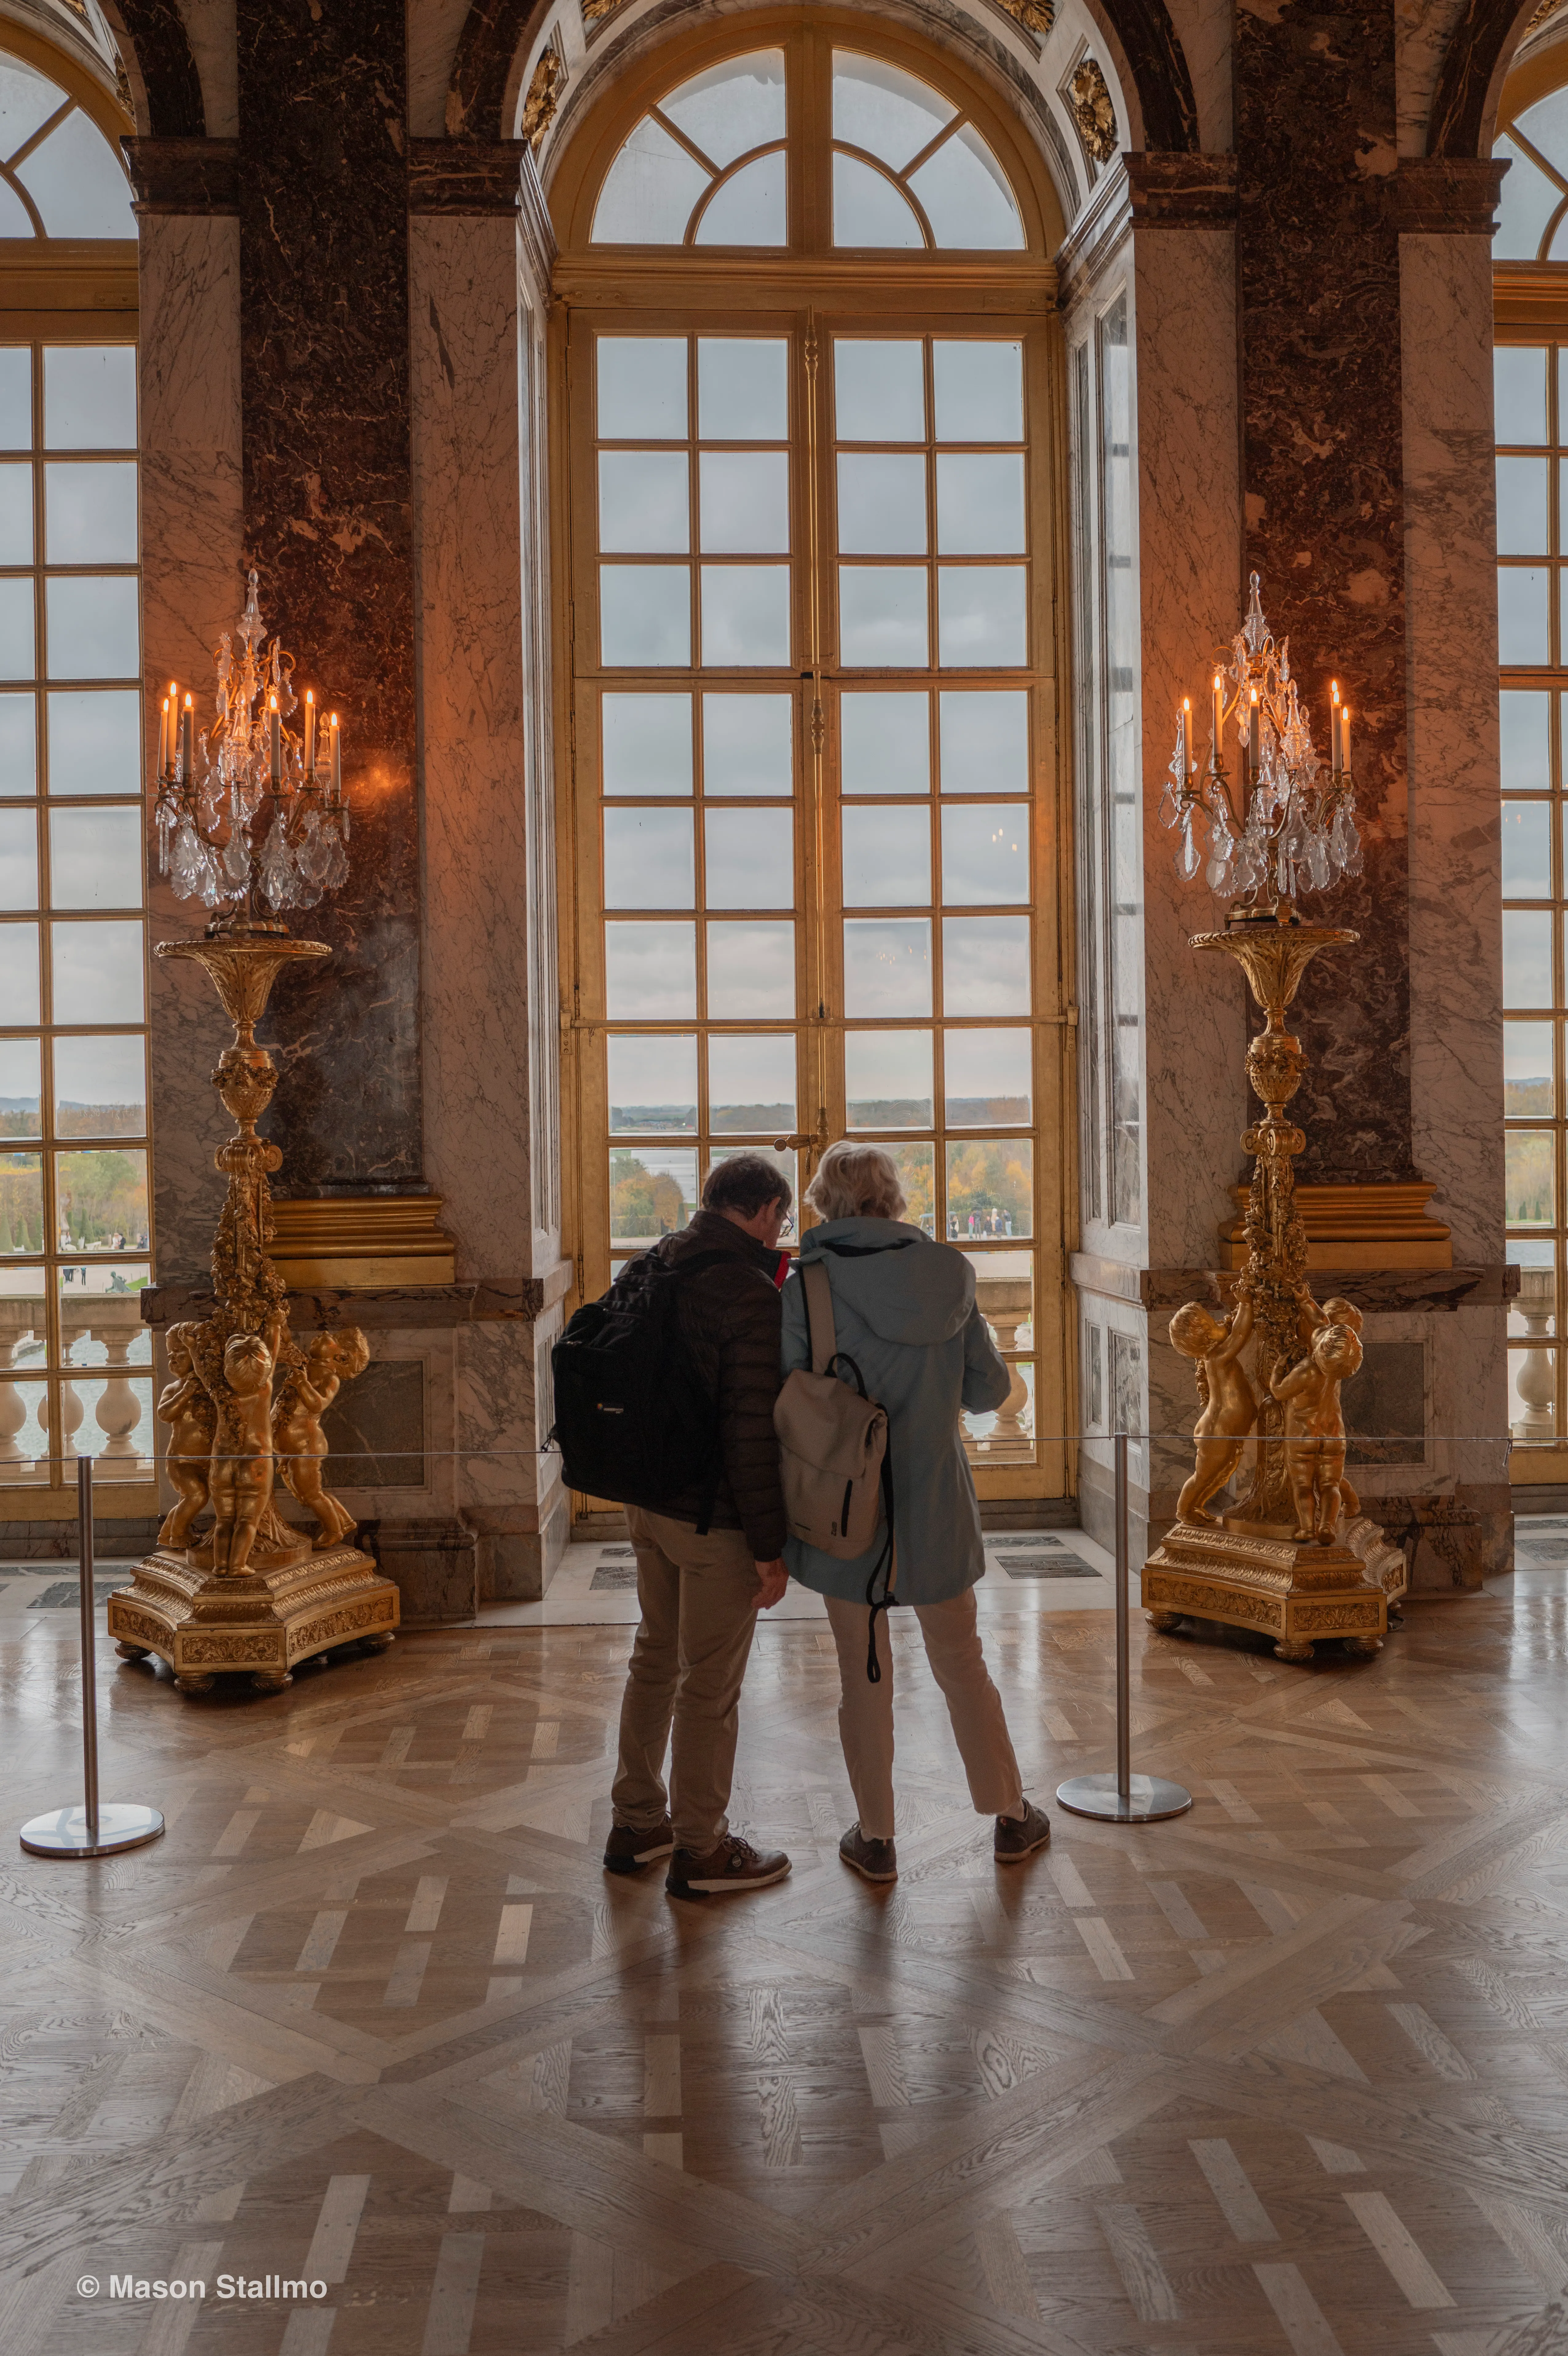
[780,1141,1052,1884]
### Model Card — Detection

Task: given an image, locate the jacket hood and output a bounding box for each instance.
[797,1218,974,1345]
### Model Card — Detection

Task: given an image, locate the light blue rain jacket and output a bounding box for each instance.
[779,1217,1011,1606]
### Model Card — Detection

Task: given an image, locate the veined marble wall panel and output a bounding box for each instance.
[409,214,532,1273]
[140,212,244,1284]
[1132,223,1248,1275]
[1402,230,1506,1277]
[1396,0,1472,157]
[178,0,238,136]
[456,1317,568,1599]
[1163,0,1235,151]
[408,0,470,136]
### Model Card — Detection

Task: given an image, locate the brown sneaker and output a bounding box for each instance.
[665,1834,791,1901]
[603,1818,675,1876]
[839,1823,897,1883]
[994,1800,1051,1864]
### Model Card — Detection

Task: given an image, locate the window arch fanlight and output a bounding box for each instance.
[589,43,1026,251]
[0,48,134,239]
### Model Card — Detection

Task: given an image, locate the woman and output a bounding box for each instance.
[781,1141,1051,1883]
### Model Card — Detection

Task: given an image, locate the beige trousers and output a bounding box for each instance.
[612,1506,760,1852]
[824,1590,1023,1842]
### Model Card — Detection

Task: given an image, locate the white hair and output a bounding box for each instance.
[806,1141,906,1223]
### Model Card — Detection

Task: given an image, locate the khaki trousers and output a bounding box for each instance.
[611,1506,760,1852]
[824,1589,1023,1842]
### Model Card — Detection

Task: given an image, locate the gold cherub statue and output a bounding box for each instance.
[196,1311,286,1575]
[155,1320,219,1548]
[1169,1294,1255,1525]
[1270,1320,1364,1544]
[273,1327,370,1550]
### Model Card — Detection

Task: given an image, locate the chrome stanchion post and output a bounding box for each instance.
[1057,1429,1193,1826]
[20,1455,165,1860]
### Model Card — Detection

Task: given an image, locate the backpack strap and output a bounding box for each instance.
[865,1450,897,1683]
[801,1258,837,1376]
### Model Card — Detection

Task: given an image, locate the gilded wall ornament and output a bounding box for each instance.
[522,50,565,149]
[582,0,624,26]
[993,0,1056,35]
[1068,57,1118,166]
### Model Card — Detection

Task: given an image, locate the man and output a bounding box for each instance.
[604,1152,794,1901]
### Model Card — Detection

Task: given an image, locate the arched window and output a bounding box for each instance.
[554,18,1070,1506]
[0,30,148,1507]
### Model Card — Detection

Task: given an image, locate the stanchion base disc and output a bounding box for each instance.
[1055,1773,1192,1824]
[20,1803,165,1858]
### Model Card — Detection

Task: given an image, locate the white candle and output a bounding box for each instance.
[329,711,341,798]
[157,698,168,781]
[1341,706,1351,774]
[304,690,316,778]
[269,693,280,785]
[1248,688,1260,772]
[181,694,193,779]
[1212,672,1224,759]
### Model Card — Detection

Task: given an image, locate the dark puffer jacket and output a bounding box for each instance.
[646,1209,788,1560]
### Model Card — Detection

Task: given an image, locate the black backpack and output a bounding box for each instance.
[549,1249,726,1525]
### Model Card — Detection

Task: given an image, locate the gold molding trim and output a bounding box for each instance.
[0,246,137,315]
[553,252,1057,310]
[267,1196,457,1290]
[1223,1181,1452,1272]
[1495,265,1568,339]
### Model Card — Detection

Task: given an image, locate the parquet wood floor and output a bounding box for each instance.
[3,1562,1568,2355]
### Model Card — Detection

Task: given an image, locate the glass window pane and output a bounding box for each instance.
[597,337,687,440]
[1495,345,1548,444]
[53,1148,148,1248]
[0,347,28,450]
[592,118,710,246]
[698,339,788,439]
[944,1026,1030,1125]
[706,919,794,1017]
[45,578,139,680]
[963,1248,1033,1338]
[602,693,692,796]
[936,454,1024,555]
[1505,1021,1554,1114]
[834,340,924,442]
[17,112,134,239]
[604,806,694,908]
[841,691,928,793]
[709,1032,795,1131]
[695,153,787,246]
[942,803,1028,903]
[839,566,927,666]
[832,153,924,249]
[0,919,37,1020]
[48,806,141,910]
[703,694,791,795]
[937,566,1026,666]
[1496,456,1549,555]
[704,806,792,906]
[700,565,790,665]
[53,1033,144,1134]
[0,1035,39,1132]
[598,452,689,553]
[943,915,1029,1014]
[1506,1129,1555,1226]
[843,916,931,1014]
[845,1029,932,1128]
[49,919,144,1024]
[608,1033,696,1133]
[1493,140,1560,265]
[850,1137,933,1231]
[1503,907,1553,1007]
[45,688,139,797]
[610,1145,697,1246]
[0,1148,42,1251]
[660,51,786,168]
[0,691,33,793]
[1503,689,1551,790]
[833,53,954,166]
[1503,801,1551,896]
[699,452,789,553]
[946,1135,1031,1238]
[0,806,36,908]
[605,921,695,1017]
[1499,567,1549,665]
[837,454,926,555]
[842,804,929,904]
[45,461,136,565]
[908,125,1024,251]
[939,690,1028,794]
[708,1141,797,1220]
[600,565,691,666]
[43,347,136,450]
[933,341,1023,442]
[0,462,30,564]
[0,576,34,680]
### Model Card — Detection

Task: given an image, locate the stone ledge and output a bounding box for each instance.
[1071,1254,1518,1312]
[140,1264,573,1330]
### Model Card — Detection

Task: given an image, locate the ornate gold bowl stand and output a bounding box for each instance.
[1140,917,1389,1663]
[108,926,400,1694]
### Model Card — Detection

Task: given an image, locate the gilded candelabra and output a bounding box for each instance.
[1140,579,1396,1662]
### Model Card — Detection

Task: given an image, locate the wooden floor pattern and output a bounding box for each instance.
[3,1579,1568,2355]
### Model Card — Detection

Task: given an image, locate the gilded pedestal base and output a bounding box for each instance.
[1141,1518,1388,1662]
[106,1543,400,1693]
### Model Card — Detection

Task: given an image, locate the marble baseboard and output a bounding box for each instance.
[359,1515,477,1626]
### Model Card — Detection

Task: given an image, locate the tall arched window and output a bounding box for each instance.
[552,17,1071,1508]
[0,31,148,1511]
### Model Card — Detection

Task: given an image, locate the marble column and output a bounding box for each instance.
[235,0,423,1189]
